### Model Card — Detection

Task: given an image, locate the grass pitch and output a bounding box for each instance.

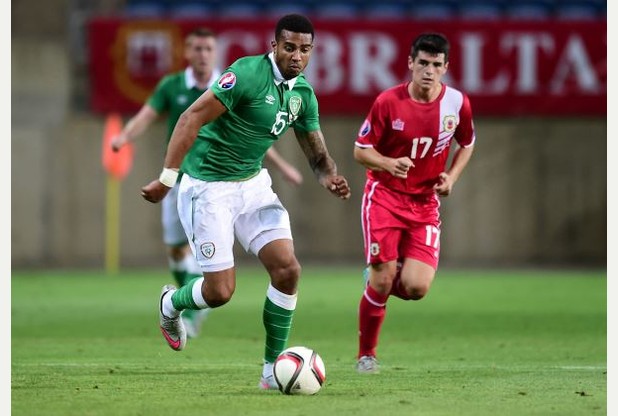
[11,266,606,415]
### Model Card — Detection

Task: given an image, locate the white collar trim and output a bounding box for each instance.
[185,67,221,89]
[268,52,297,90]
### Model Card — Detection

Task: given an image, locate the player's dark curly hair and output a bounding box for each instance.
[275,14,314,41]
[410,33,449,62]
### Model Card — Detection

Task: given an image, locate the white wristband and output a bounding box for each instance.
[158,168,179,187]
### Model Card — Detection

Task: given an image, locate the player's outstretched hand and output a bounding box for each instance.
[141,179,171,203]
[322,175,351,200]
[433,172,453,196]
[110,134,127,152]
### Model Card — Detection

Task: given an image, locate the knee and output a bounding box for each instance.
[168,245,186,261]
[371,274,395,295]
[270,258,301,293]
[369,265,398,295]
[203,281,235,308]
[402,282,430,301]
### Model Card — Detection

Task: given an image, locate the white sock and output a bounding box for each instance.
[192,277,210,309]
[162,290,180,318]
[266,283,297,310]
[168,253,201,276]
[262,361,274,378]
[168,257,185,272]
[184,253,202,276]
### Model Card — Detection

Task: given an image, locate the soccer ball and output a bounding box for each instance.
[273,346,326,395]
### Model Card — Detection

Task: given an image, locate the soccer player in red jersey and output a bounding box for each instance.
[353,33,476,373]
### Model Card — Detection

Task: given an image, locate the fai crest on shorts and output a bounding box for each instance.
[200,242,215,259]
[289,96,302,116]
[370,243,380,256]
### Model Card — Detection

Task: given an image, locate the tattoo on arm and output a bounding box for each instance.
[295,130,337,179]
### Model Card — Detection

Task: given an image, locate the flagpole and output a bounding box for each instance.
[101,113,133,276]
[105,175,120,275]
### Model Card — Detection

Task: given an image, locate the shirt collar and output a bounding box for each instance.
[185,66,221,90]
[268,52,297,90]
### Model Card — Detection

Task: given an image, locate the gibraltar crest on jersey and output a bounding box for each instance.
[218,72,237,90]
[289,96,302,116]
[359,119,371,137]
[443,115,457,133]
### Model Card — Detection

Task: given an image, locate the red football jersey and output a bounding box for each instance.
[355,82,475,195]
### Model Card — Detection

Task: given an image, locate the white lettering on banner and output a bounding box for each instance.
[213,29,603,98]
[458,31,603,96]
[304,32,344,93]
[349,33,399,93]
[460,33,509,94]
[502,33,554,93]
[549,35,601,94]
[126,31,173,76]
[216,30,263,67]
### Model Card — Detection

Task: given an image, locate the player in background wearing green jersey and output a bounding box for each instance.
[112,27,304,339]
[141,14,351,390]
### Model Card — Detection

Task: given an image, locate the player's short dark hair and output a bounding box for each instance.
[410,33,449,62]
[186,27,216,43]
[275,14,314,41]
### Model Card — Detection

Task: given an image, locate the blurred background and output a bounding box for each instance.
[11,0,607,271]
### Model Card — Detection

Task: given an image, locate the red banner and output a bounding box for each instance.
[88,18,606,116]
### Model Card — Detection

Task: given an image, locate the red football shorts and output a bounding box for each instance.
[361,180,442,269]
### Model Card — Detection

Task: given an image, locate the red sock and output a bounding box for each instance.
[358,285,389,359]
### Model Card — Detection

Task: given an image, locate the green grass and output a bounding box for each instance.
[11,267,606,416]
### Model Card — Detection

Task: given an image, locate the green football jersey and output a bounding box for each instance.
[181,53,321,181]
[147,68,210,142]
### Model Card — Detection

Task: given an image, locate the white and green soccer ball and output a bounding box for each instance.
[273,346,326,395]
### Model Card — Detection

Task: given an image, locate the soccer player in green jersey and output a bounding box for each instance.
[111,27,304,339]
[141,14,351,390]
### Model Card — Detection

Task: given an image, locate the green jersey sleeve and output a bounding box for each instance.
[210,64,250,111]
[292,90,320,133]
[146,75,172,113]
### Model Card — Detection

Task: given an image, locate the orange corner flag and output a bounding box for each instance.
[102,113,134,181]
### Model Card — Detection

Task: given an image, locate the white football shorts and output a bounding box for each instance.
[177,169,293,272]
[161,182,188,246]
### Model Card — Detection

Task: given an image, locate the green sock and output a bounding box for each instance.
[171,277,201,311]
[263,297,294,363]
[172,270,190,288]
[172,273,202,319]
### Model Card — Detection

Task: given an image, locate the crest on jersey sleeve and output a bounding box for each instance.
[359,119,371,137]
[443,115,457,133]
[289,96,302,116]
[218,72,237,90]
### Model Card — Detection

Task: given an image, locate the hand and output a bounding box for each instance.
[110,134,127,152]
[433,172,453,196]
[321,175,351,200]
[387,157,414,179]
[141,179,171,203]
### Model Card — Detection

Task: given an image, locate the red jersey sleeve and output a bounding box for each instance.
[454,93,475,148]
[355,94,388,148]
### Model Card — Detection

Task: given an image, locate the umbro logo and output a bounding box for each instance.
[265,95,275,105]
